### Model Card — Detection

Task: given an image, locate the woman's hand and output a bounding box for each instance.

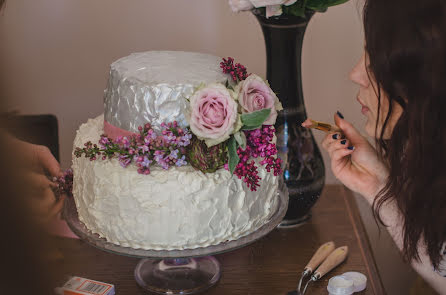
[321,113,388,201]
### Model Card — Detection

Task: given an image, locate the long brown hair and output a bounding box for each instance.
[364,0,446,268]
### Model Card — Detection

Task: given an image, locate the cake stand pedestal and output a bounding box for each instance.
[63,187,288,294]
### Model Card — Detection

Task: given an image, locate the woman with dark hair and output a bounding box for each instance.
[319,0,446,293]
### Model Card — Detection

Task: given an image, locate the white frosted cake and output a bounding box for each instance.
[72,51,280,250]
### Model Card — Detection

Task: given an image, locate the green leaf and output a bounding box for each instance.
[241,109,271,128]
[283,0,307,17]
[241,125,263,131]
[228,136,239,175]
[225,79,235,91]
[234,131,247,150]
[305,0,349,10]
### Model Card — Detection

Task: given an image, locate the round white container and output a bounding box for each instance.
[327,275,355,295]
[341,272,367,292]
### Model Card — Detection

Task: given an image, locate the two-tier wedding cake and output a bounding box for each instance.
[72,51,282,250]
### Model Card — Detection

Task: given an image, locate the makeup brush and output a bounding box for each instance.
[301,119,342,134]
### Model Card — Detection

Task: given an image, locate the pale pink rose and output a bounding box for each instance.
[250,0,285,6]
[229,0,254,12]
[236,74,282,125]
[266,5,283,18]
[250,0,297,17]
[250,0,297,7]
[189,84,238,146]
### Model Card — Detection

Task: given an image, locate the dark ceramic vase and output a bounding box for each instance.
[254,10,325,227]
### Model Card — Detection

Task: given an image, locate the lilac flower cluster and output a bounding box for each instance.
[52,168,74,198]
[220,57,248,82]
[231,126,283,191]
[74,122,192,175]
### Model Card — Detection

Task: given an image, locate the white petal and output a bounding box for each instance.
[266,5,283,18]
[250,0,285,8]
[228,0,254,12]
[283,0,297,6]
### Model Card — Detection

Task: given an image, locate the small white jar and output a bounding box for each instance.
[327,276,355,295]
[341,272,367,292]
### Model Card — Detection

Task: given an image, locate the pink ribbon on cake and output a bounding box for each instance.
[104,120,138,140]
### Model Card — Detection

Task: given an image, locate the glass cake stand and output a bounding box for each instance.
[63,186,288,294]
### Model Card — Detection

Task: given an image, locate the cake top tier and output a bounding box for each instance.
[104,51,228,134]
[111,51,227,86]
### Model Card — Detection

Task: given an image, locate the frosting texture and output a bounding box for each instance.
[72,115,279,250]
[104,51,228,133]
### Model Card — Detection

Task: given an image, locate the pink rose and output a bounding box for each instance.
[236,74,283,125]
[229,0,254,12]
[189,84,238,146]
[249,0,297,17]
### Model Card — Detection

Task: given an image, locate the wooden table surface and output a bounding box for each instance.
[52,185,385,295]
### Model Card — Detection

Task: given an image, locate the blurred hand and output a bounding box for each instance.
[321,113,389,201]
[12,137,65,225]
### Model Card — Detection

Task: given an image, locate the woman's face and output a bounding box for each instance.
[349,51,403,139]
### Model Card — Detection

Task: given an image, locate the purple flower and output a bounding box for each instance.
[140,156,152,168]
[175,155,187,167]
[99,136,110,147]
[144,136,152,145]
[178,133,192,147]
[163,135,172,144]
[139,144,149,153]
[169,149,179,159]
[118,155,132,168]
[154,150,164,163]
[53,169,74,198]
[159,159,169,170]
[114,136,123,144]
[120,137,131,148]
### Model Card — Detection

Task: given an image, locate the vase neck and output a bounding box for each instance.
[256,15,312,122]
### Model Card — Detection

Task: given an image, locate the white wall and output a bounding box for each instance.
[0,1,417,292]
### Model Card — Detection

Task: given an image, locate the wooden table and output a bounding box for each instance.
[52,185,385,294]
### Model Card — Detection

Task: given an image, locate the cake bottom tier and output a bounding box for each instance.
[72,115,279,250]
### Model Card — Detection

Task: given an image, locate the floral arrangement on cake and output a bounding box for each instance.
[74,57,282,191]
[229,0,349,18]
[75,122,191,174]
